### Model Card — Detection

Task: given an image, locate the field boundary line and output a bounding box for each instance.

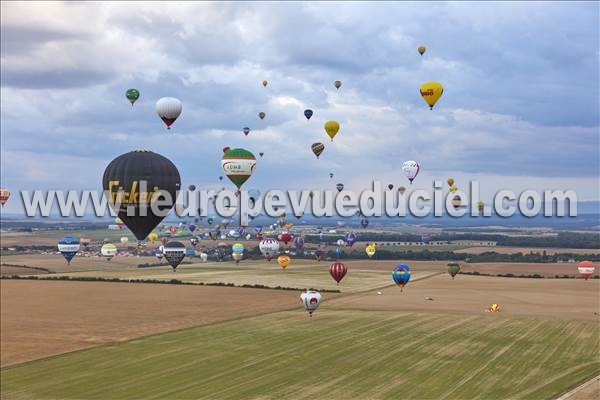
[554,375,600,400]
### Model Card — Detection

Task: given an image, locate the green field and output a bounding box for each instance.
[2,310,598,400]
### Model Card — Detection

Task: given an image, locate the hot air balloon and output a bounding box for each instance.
[477,201,485,212]
[243,127,250,136]
[170,226,178,235]
[324,120,340,141]
[578,261,595,280]
[293,236,305,252]
[417,46,426,56]
[335,246,343,260]
[259,238,280,261]
[301,290,321,316]
[258,112,266,120]
[449,184,458,193]
[402,160,420,184]
[78,237,90,248]
[209,227,220,240]
[392,264,411,291]
[103,151,180,241]
[447,178,455,187]
[0,189,10,207]
[190,237,199,247]
[58,237,80,265]
[101,243,117,261]
[398,186,406,195]
[304,109,313,120]
[262,80,268,87]
[344,232,357,247]
[120,236,129,244]
[222,148,257,190]
[334,80,342,90]
[315,249,325,262]
[365,243,376,258]
[163,241,186,271]
[155,251,164,262]
[361,218,369,228]
[259,152,264,158]
[329,173,334,179]
[388,184,394,190]
[125,88,140,106]
[336,183,344,192]
[155,97,182,129]
[421,233,431,243]
[277,255,291,269]
[279,231,293,245]
[232,243,245,254]
[419,82,444,110]
[329,262,347,284]
[452,195,462,209]
[311,142,325,158]
[447,262,461,279]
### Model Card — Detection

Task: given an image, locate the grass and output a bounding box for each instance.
[2,310,598,400]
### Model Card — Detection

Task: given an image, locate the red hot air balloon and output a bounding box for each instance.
[279,231,293,245]
[578,260,595,280]
[329,262,347,285]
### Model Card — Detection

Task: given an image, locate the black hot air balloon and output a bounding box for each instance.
[103,150,181,241]
[163,241,186,271]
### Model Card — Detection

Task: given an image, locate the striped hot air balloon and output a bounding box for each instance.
[311,142,325,158]
[392,263,411,291]
[329,262,347,284]
[578,261,595,281]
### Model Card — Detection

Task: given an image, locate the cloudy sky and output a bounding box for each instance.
[1,1,598,214]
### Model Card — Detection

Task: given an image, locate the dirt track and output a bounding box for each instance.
[0,280,307,367]
[328,274,600,321]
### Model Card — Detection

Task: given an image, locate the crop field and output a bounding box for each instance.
[1,309,598,400]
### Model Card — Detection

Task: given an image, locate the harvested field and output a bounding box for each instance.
[461,262,593,277]
[328,274,600,321]
[0,280,308,367]
[459,246,600,255]
[2,310,598,399]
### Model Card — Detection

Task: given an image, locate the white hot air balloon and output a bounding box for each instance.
[259,238,280,262]
[156,97,182,129]
[300,290,322,317]
[402,160,420,184]
[120,236,129,244]
[101,243,118,261]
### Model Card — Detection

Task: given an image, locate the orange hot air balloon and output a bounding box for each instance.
[277,255,291,270]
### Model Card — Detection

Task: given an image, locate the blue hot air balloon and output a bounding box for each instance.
[392,264,411,291]
[57,236,80,265]
[185,247,196,257]
[188,224,196,233]
[344,232,357,247]
[335,246,343,260]
[361,218,369,228]
[304,109,313,120]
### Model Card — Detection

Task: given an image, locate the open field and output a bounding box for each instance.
[461,262,594,277]
[1,253,158,274]
[0,280,307,367]
[460,246,600,255]
[329,274,600,321]
[2,309,598,400]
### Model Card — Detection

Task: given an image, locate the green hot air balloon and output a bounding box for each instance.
[221,148,256,190]
[103,150,181,241]
[125,88,140,106]
[447,262,461,279]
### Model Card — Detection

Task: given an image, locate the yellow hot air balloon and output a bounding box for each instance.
[148,232,159,244]
[447,178,454,187]
[278,255,291,270]
[262,80,268,87]
[324,120,340,141]
[477,201,485,212]
[449,184,458,193]
[365,243,376,258]
[419,82,444,110]
[418,46,426,56]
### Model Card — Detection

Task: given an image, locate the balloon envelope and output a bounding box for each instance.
[221,148,256,189]
[155,97,182,128]
[311,142,325,158]
[324,121,340,141]
[419,82,444,109]
[163,241,186,270]
[103,150,181,241]
[304,109,313,120]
